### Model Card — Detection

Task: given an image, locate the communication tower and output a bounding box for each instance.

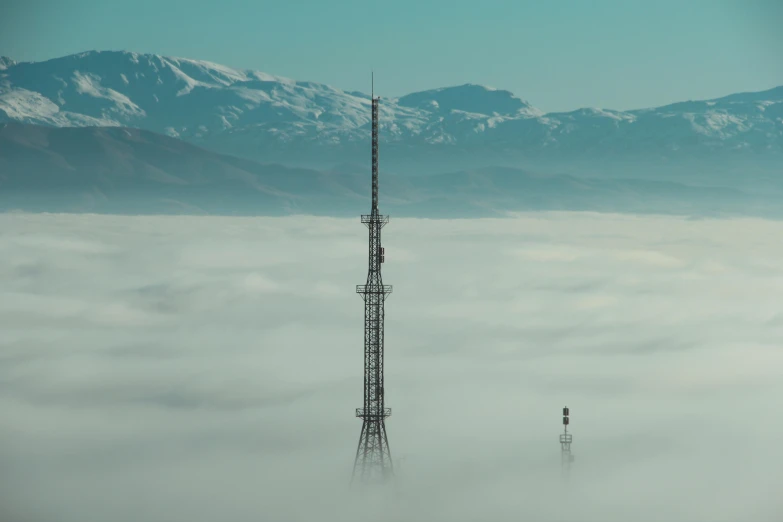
[560,406,575,480]
[351,74,394,484]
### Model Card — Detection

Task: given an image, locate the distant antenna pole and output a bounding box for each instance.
[560,406,574,481]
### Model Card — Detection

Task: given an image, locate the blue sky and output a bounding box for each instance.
[1,0,781,112]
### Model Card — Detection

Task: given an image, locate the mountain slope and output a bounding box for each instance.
[1,123,775,218]
[1,51,782,171]
[0,57,16,71]
[0,122,369,215]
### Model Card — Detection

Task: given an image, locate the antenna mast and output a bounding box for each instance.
[370,73,379,214]
[352,75,393,484]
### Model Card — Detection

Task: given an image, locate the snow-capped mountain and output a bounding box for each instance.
[1,50,782,169]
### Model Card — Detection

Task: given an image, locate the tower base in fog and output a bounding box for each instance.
[352,410,393,483]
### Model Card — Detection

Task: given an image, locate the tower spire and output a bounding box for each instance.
[370,76,379,214]
[352,77,393,484]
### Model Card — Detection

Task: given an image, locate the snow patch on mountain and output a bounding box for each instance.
[396,83,541,117]
[0,87,60,122]
[0,85,116,126]
[0,57,16,71]
[72,71,146,119]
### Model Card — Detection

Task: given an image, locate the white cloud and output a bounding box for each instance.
[0,212,782,522]
[239,272,281,293]
[610,248,684,267]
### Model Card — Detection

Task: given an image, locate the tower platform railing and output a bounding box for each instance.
[356,408,392,419]
[361,214,389,227]
[356,285,393,295]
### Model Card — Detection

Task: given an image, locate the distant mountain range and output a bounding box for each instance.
[1,50,782,175]
[2,122,777,218]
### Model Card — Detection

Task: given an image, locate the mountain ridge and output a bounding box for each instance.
[2,122,778,219]
[1,50,782,171]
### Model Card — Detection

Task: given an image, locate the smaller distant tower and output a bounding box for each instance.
[560,406,575,480]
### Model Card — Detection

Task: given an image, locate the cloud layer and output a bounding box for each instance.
[0,212,781,522]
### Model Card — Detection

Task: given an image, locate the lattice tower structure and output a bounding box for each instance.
[352,83,394,484]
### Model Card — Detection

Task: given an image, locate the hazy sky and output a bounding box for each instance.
[1,212,782,521]
[1,0,782,112]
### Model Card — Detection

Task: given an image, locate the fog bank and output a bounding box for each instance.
[0,212,781,522]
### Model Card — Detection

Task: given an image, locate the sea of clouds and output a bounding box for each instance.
[0,211,781,522]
